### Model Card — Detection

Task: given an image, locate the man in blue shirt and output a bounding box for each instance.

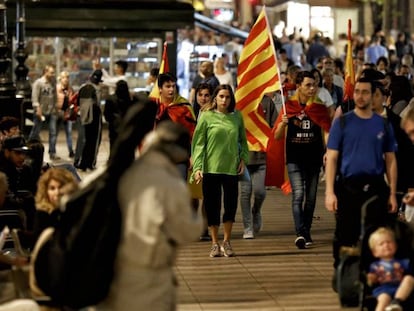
[325,77,398,286]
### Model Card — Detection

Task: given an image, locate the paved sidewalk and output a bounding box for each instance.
[48,128,349,311]
[175,187,346,311]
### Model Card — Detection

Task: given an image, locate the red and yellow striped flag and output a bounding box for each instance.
[343,19,355,102]
[149,41,170,100]
[235,7,281,152]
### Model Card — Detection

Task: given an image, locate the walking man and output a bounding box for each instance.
[325,77,398,285]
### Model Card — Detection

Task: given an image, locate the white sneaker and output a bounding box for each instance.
[243,229,254,239]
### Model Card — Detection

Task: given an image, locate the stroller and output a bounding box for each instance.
[336,196,414,310]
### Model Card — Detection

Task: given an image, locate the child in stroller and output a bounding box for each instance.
[366,227,414,311]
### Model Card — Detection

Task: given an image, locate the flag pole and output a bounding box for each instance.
[262,6,286,115]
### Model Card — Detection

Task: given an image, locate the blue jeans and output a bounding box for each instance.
[56,117,74,154]
[287,163,321,239]
[48,114,59,155]
[239,164,266,231]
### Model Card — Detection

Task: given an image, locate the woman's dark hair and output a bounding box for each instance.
[211,84,236,112]
[376,56,389,67]
[310,68,323,87]
[195,82,213,96]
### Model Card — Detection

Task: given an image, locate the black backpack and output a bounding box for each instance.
[34,98,157,308]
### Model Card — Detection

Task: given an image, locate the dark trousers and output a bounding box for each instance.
[79,106,102,169]
[202,173,238,226]
[333,175,391,268]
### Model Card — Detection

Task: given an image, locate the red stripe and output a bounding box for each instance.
[238,37,272,76]
[237,74,279,110]
[238,53,275,87]
[244,16,266,46]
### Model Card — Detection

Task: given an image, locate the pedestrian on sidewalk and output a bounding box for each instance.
[239,93,278,239]
[28,65,60,161]
[75,70,103,171]
[325,77,398,288]
[273,71,331,249]
[191,84,249,257]
[56,71,75,159]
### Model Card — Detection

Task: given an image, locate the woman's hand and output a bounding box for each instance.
[237,159,245,176]
[194,170,203,184]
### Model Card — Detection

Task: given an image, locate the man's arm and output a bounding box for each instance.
[325,148,339,212]
[31,79,42,117]
[101,68,122,89]
[385,151,398,213]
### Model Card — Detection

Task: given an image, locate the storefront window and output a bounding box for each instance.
[23,36,162,94]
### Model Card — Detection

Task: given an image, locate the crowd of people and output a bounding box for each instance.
[1,26,414,310]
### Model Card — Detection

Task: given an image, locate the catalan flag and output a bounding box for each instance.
[149,41,170,100]
[343,19,355,102]
[235,7,281,152]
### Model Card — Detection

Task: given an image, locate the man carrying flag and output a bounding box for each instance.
[271,71,331,249]
[234,7,281,239]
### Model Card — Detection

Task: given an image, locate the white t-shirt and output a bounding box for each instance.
[318,87,334,108]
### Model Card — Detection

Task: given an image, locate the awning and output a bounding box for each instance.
[194,13,248,41]
[6,1,194,37]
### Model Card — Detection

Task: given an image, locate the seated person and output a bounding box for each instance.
[0,172,28,270]
[33,167,79,242]
[367,227,414,311]
[0,136,36,231]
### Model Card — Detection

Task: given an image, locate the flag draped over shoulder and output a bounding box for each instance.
[265,94,331,194]
[149,42,170,101]
[235,7,281,152]
[343,19,355,102]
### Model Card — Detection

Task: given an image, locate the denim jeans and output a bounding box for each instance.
[57,117,74,153]
[287,162,321,239]
[28,115,43,141]
[239,164,266,231]
[48,114,58,155]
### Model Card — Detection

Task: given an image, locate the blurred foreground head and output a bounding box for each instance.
[141,121,190,164]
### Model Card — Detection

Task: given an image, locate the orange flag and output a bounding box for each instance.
[235,7,281,152]
[149,42,170,100]
[343,19,355,102]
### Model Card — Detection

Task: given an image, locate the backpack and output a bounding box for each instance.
[34,98,157,308]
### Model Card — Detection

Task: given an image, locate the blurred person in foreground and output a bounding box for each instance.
[99,121,200,311]
[401,106,414,209]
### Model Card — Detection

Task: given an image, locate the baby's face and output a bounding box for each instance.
[372,233,397,260]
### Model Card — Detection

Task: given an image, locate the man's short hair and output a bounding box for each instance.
[295,70,314,85]
[157,72,177,88]
[115,60,128,74]
[356,77,376,93]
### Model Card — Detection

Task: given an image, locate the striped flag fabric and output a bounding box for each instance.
[149,41,170,100]
[235,7,281,152]
[343,19,355,102]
